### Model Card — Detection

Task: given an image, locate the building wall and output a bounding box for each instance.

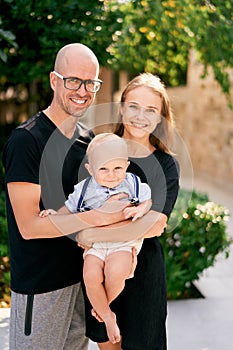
[168,51,233,189]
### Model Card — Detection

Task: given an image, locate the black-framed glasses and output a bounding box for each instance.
[53,71,102,93]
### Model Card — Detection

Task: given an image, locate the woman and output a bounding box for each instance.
[84,73,180,350]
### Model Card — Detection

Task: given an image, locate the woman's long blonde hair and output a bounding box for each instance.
[114,73,175,154]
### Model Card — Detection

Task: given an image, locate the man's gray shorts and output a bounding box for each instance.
[10,283,89,350]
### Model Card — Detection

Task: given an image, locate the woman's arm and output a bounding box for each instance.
[143,212,167,238]
[77,210,167,247]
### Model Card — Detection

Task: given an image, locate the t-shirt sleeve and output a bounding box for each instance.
[3,129,41,184]
[138,181,151,202]
[161,156,180,217]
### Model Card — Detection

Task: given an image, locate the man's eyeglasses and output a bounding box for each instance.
[53,71,102,93]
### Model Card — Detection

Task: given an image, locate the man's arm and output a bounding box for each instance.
[8,182,128,240]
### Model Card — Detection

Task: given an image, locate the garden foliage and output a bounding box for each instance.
[161,189,231,299]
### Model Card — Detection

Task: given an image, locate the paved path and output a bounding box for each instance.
[1,174,232,349]
[1,299,233,350]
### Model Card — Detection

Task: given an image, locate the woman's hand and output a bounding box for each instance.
[143,212,167,238]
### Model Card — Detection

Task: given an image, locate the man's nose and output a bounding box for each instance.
[76,81,87,95]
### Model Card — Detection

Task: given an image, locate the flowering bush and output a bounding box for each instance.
[160,190,231,299]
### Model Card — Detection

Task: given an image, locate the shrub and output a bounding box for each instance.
[160,189,231,299]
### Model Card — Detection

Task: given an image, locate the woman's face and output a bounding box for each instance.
[121,86,162,143]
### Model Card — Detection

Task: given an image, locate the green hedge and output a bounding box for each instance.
[161,189,231,299]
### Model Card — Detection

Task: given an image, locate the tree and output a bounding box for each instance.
[107,0,233,99]
[0,16,17,63]
[0,0,232,109]
[0,0,116,109]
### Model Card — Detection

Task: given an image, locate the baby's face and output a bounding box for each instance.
[91,158,129,188]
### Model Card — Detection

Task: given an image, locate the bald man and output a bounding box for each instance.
[2,44,128,350]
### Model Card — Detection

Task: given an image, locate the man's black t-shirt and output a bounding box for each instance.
[2,111,93,294]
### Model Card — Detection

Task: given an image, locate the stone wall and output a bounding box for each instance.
[98,53,233,190]
[168,51,233,189]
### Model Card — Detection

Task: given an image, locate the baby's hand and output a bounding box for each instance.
[123,207,144,222]
[123,199,151,222]
[39,209,57,218]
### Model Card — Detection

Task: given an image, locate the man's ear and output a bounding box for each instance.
[50,71,56,92]
[85,163,93,176]
[126,160,130,170]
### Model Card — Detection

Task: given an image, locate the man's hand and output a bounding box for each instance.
[97,198,130,214]
[98,192,130,214]
[106,192,129,202]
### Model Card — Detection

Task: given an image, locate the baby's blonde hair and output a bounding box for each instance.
[87,133,128,162]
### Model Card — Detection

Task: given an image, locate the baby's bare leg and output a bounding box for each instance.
[83,255,121,344]
[104,251,133,304]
